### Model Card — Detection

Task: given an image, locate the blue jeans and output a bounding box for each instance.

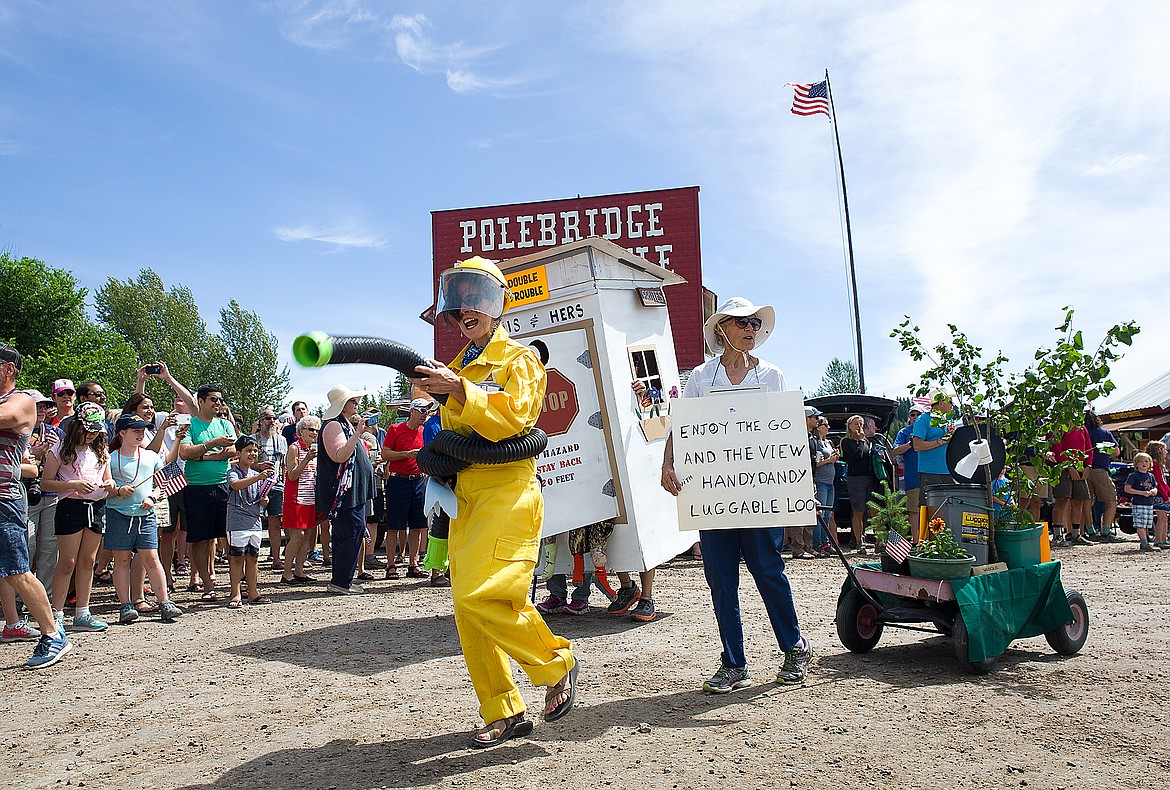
[814,481,835,548]
[330,504,367,589]
[699,527,802,668]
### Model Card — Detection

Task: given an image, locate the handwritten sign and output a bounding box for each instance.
[671,390,816,531]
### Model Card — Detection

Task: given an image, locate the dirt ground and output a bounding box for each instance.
[5,535,1166,790]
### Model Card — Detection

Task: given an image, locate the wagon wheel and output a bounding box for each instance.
[836,587,883,653]
[952,611,998,674]
[1045,589,1089,656]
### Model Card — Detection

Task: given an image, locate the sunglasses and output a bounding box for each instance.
[55,391,75,397]
[726,317,763,330]
[817,420,829,426]
[206,396,224,403]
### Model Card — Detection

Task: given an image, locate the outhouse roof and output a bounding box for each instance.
[497,236,687,287]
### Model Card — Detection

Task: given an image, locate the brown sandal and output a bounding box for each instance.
[470,714,533,749]
[543,661,580,721]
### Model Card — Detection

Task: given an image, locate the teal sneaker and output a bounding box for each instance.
[119,604,140,624]
[72,613,109,632]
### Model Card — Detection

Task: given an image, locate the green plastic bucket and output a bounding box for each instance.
[994,525,1044,569]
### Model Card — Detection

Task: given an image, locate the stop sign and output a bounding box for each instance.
[536,368,578,437]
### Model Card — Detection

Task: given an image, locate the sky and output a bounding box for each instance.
[2,1,1167,413]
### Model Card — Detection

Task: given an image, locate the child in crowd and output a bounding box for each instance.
[106,414,183,623]
[1143,440,1170,549]
[39,403,115,633]
[226,436,273,607]
[282,416,319,584]
[1125,452,1160,552]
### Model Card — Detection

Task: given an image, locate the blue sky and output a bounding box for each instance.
[3,1,1167,412]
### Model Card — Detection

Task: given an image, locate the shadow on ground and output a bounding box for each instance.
[816,635,1076,700]
[223,616,463,675]
[176,683,797,789]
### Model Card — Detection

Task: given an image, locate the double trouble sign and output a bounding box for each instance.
[671,390,818,530]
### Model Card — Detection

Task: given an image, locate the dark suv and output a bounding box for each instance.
[805,394,900,539]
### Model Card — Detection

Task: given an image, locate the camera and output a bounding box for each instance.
[145,364,162,375]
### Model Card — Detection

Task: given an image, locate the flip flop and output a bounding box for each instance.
[543,661,580,722]
[133,599,159,614]
[469,714,534,749]
[248,596,272,605]
[200,592,218,602]
[226,599,242,609]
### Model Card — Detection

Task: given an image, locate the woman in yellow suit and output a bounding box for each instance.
[415,257,578,748]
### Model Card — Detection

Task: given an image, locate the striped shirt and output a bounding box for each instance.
[0,389,31,501]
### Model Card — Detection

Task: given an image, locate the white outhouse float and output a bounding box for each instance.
[492,237,697,573]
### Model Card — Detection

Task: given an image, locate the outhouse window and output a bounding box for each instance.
[628,345,663,394]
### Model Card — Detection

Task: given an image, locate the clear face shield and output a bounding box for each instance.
[436,269,507,323]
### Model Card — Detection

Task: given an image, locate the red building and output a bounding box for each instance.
[431,186,707,369]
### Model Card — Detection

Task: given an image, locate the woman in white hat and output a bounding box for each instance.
[658,296,813,693]
[316,384,377,594]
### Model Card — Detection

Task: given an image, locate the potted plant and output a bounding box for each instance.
[892,308,1140,557]
[908,518,976,580]
[992,504,1045,569]
[867,481,913,574]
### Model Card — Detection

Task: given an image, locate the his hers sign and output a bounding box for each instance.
[671,390,817,530]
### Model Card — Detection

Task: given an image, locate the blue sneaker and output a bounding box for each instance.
[25,629,72,670]
[72,613,109,632]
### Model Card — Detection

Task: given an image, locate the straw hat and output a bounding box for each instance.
[322,384,369,420]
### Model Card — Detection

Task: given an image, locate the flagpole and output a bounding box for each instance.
[824,68,866,394]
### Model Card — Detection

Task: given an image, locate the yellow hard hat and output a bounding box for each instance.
[437,256,511,319]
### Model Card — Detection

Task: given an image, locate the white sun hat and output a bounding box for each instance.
[322,384,369,420]
[702,296,776,353]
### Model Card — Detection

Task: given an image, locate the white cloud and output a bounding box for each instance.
[1084,153,1150,177]
[272,223,384,249]
[273,4,517,95]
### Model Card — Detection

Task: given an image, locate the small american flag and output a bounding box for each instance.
[153,461,188,498]
[790,81,830,117]
[884,530,912,563]
[256,478,276,500]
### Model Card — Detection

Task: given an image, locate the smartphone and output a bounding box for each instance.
[145,364,162,375]
[175,414,191,426]
[366,413,379,427]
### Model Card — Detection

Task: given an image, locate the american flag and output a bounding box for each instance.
[153,461,188,498]
[790,81,830,117]
[884,529,912,564]
[256,478,276,500]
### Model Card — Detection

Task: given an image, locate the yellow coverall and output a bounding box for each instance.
[442,326,575,724]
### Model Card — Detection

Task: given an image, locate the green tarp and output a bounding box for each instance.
[842,560,1074,662]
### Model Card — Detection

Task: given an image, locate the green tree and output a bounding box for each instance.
[18,323,139,405]
[1,253,138,404]
[205,300,291,425]
[813,357,860,396]
[95,268,216,399]
[0,253,88,355]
